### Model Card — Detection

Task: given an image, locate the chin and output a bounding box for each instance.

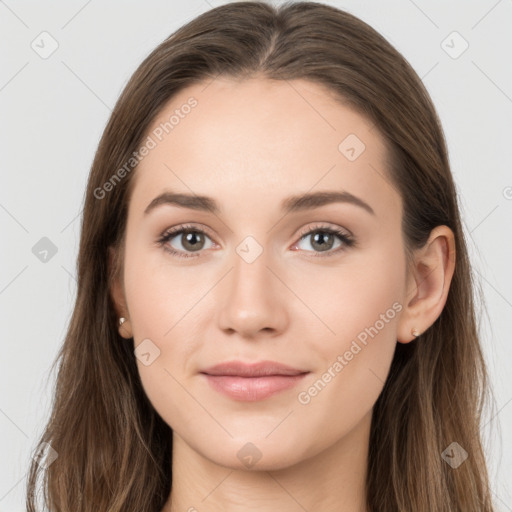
[200,436,311,472]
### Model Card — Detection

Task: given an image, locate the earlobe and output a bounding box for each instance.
[397,225,456,344]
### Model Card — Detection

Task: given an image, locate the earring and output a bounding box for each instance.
[118,317,131,338]
[411,327,420,337]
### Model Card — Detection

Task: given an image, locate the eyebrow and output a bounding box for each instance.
[144,189,375,216]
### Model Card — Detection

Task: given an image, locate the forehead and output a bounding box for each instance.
[129,77,399,219]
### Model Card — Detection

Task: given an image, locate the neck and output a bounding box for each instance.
[162,410,371,512]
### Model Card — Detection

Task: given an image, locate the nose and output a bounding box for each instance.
[216,247,289,339]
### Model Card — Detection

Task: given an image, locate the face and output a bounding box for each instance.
[114,77,410,470]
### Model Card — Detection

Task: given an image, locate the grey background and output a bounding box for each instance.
[1,0,511,510]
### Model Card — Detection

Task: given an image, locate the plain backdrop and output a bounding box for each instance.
[1,0,511,510]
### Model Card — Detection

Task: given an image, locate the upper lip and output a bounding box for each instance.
[200,360,309,377]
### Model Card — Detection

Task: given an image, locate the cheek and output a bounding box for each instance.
[293,304,400,450]
[293,244,404,421]
[123,242,212,389]
[123,254,204,429]
[292,239,405,355]
[123,241,205,340]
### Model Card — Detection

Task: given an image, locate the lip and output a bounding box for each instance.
[200,360,310,401]
[201,360,308,377]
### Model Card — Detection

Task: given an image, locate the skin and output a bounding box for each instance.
[110,76,456,512]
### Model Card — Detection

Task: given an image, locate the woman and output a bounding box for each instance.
[26,2,495,511]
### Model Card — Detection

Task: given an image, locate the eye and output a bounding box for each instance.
[291,223,355,257]
[156,223,216,259]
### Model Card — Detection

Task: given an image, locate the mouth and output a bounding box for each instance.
[200,360,310,401]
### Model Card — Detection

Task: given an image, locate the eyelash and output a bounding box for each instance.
[156,222,355,259]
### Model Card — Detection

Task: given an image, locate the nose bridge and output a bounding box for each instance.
[216,236,288,336]
[232,238,272,297]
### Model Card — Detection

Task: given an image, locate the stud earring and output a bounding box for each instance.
[118,317,132,339]
[411,327,420,337]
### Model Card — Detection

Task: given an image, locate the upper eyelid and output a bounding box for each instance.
[296,222,352,238]
[161,222,350,241]
[162,222,214,237]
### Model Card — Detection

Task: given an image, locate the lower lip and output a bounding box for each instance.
[202,373,309,401]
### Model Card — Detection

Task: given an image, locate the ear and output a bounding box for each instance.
[108,245,133,339]
[397,225,456,343]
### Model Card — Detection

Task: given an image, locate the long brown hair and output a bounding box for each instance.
[26,2,496,510]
